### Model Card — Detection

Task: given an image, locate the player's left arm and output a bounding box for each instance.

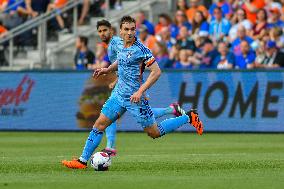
[93,60,118,78]
[130,62,161,103]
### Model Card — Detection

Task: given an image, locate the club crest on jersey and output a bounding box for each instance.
[127,51,133,58]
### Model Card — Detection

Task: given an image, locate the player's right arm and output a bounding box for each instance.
[93,61,118,78]
[130,61,161,103]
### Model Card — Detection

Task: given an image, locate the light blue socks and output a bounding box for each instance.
[79,128,103,162]
[152,107,174,118]
[157,115,189,136]
[105,122,117,149]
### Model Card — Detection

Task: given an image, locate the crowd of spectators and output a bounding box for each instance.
[0,0,121,66]
[145,0,284,69]
[76,0,284,70]
[0,0,118,40]
[0,0,283,69]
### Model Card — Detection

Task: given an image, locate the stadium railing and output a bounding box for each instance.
[0,0,164,69]
[0,0,85,68]
[1,0,25,13]
[48,0,160,69]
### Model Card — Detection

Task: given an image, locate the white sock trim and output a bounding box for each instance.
[79,157,87,163]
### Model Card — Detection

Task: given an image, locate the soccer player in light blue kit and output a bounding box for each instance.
[96,20,185,156]
[62,16,203,169]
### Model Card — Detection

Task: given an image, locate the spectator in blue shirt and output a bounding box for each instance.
[190,38,218,69]
[235,40,255,69]
[2,0,27,29]
[5,0,25,13]
[152,41,172,69]
[171,10,192,38]
[231,25,254,56]
[209,7,231,42]
[176,26,196,54]
[136,10,155,35]
[267,8,284,29]
[173,48,193,69]
[157,26,177,51]
[191,10,209,40]
[213,41,235,69]
[269,27,284,49]
[209,0,232,20]
[74,36,95,70]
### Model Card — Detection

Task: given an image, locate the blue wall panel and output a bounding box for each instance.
[0,71,283,132]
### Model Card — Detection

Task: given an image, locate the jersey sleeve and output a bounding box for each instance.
[107,41,117,64]
[140,44,156,67]
[108,36,123,64]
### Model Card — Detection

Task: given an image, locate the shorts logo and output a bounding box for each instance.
[139,99,153,118]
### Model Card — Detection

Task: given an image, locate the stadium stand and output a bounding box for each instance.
[0,0,284,70]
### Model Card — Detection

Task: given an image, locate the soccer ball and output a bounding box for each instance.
[90,152,112,171]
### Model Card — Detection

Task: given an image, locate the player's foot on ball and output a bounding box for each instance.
[170,103,186,117]
[61,159,87,169]
[101,148,117,157]
[187,109,203,135]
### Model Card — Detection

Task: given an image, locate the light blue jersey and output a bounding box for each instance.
[112,38,156,99]
[107,36,124,64]
[101,38,157,128]
[79,36,189,163]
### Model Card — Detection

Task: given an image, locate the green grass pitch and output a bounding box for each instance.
[0,132,283,189]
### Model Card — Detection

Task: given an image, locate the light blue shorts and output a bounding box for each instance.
[101,93,156,128]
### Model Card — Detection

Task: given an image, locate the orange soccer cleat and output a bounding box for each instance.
[61,159,87,169]
[187,109,204,135]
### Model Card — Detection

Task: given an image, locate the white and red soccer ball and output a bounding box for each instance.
[90,152,112,171]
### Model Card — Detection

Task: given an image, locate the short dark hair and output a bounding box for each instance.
[214,7,222,13]
[79,36,88,46]
[203,38,213,44]
[240,40,249,46]
[96,19,111,29]
[218,41,229,48]
[158,13,172,24]
[120,15,136,29]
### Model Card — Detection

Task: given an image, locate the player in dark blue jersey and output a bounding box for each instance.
[62,17,203,169]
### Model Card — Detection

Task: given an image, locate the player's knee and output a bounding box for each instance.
[146,130,160,139]
[93,120,107,131]
[93,113,113,131]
